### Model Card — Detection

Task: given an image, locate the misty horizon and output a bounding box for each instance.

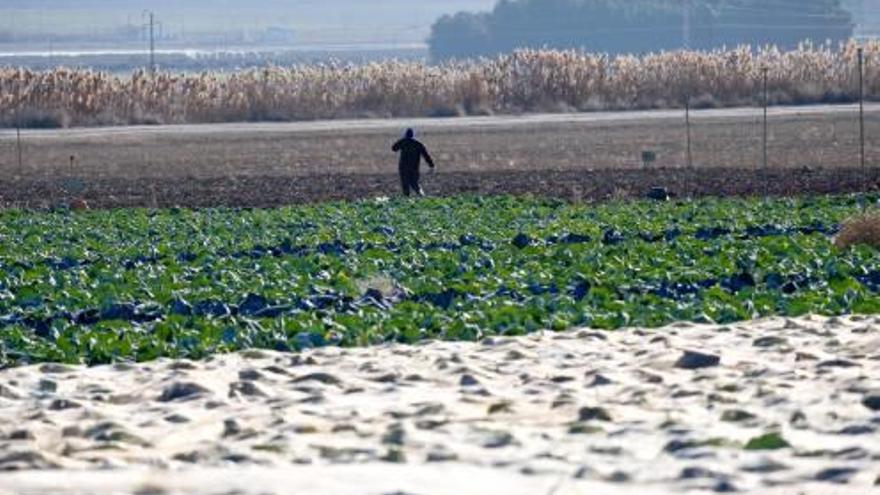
[2,1,877,48]
[0,0,496,49]
[0,0,878,72]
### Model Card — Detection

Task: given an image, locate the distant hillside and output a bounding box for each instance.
[429,0,855,61]
[842,0,880,36]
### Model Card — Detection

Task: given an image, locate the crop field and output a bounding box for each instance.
[1,105,878,208]
[1,193,878,367]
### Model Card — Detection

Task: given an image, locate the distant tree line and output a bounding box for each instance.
[429,0,854,61]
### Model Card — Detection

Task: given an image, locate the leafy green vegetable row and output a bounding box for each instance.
[0,194,878,366]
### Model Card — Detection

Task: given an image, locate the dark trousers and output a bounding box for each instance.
[400,169,423,197]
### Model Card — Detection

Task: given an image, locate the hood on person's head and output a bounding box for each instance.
[404,128,415,139]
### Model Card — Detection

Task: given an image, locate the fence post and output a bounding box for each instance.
[686,96,693,167]
[761,66,769,197]
[685,94,693,197]
[762,67,768,170]
[858,47,865,174]
[15,108,22,176]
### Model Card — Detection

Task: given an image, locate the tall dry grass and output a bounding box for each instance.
[1,41,878,128]
[834,212,880,250]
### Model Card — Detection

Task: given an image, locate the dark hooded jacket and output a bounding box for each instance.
[392,137,435,174]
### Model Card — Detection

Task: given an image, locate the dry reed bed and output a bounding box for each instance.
[834,212,880,250]
[1,42,879,128]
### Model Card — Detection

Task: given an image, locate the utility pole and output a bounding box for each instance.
[761,66,769,197]
[762,66,768,172]
[15,112,22,175]
[685,94,693,197]
[858,47,865,172]
[143,10,156,76]
[150,12,155,76]
[13,86,22,175]
[685,95,693,169]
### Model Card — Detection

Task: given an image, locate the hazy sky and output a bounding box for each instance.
[0,0,499,45]
[3,1,875,47]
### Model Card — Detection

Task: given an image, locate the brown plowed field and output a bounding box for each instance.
[0,167,878,209]
[1,104,878,208]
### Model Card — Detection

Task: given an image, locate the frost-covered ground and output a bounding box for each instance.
[0,315,879,494]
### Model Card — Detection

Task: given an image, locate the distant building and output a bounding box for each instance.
[258,27,296,45]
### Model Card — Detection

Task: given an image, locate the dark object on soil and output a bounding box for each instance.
[721,272,756,292]
[816,358,859,369]
[558,233,590,244]
[647,187,671,201]
[511,233,532,249]
[100,303,137,322]
[157,382,210,402]
[459,374,480,387]
[862,395,880,411]
[421,289,458,310]
[70,198,89,211]
[170,298,193,316]
[569,280,591,301]
[587,374,612,387]
[814,467,858,483]
[695,226,732,241]
[578,406,612,422]
[602,229,625,245]
[193,300,232,318]
[238,294,270,316]
[675,350,721,369]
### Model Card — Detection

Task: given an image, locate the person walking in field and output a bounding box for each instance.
[392,128,435,197]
